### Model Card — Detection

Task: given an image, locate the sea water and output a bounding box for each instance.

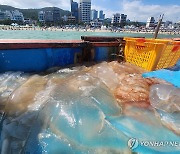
[0,30,179,40]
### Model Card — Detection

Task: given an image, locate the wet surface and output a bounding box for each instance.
[0,62,179,154]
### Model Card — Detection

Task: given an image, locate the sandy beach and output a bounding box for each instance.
[0,25,180,36]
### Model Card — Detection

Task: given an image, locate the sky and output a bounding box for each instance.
[0,0,180,22]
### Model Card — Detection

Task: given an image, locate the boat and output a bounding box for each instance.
[0,37,124,72]
[0,36,179,154]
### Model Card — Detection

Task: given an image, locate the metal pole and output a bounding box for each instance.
[154,14,164,39]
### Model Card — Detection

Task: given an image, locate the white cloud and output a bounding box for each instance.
[121,0,180,22]
[0,0,180,22]
[0,0,70,10]
[91,5,117,19]
[93,0,180,22]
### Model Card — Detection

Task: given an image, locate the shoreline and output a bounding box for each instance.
[0,25,180,36]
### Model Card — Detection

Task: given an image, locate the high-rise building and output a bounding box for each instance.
[111,13,127,24]
[38,11,45,22]
[91,9,98,21]
[5,11,13,20]
[71,0,78,21]
[90,19,102,28]
[68,16,76,23]
[99,10,104,20]
[120,14,127,24]
[146,17,155,28]
[79,0,91,23]
[0,11,5,20]
[164,21,172,28]
[53,8,60,22]
[103,14,105,20]
[39,9,60,23]
[11,10,24,22]
[62,15,68,22]
[45,11,53,22]
[111,13,120,24]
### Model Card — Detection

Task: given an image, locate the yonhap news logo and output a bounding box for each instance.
[128,138,139,149]
[128,138,180,150]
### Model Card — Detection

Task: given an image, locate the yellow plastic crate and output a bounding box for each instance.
[124,38,180,71]
[155,40,180,70]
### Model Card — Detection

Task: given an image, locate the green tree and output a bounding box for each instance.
[0,19,13,25]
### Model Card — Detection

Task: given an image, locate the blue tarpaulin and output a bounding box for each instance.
[143,60,180,88]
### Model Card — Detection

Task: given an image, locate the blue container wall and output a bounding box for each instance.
[0,48,48,72]
[94,47,118,62]
[94,47,108,62]
[52,48,81,66]
[0,48,82,72]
